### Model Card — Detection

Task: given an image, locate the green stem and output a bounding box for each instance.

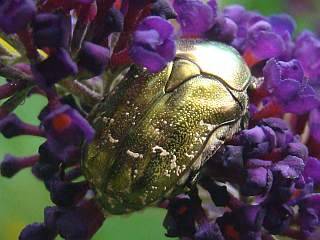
[0,85,34,118]
[59,79,103,107]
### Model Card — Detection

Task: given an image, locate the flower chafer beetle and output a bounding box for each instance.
[82,39,251,215]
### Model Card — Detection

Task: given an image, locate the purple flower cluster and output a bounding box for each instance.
[1,0,320,240]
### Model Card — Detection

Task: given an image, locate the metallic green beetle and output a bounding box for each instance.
[82,39,251,215]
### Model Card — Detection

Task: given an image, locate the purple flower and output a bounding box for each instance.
[0,113,43,138]
[32,49,78,89]
[78,41,110,76]
[298,194,320,238]
[19,223,55,240]
[163,196,196,237]
[151,0,177,19]
[41,104,95,158]
[129,16,176,73]
[268,14,296,37]
[263,58,320,114]
[173,0,216,37]
[243,27,285,66]
[216,205,265,240]
[0,0,36,34]
[223,5,265,52]
[263,58,304,91]
[294,31,320,82]
[241,166,272,196]
[44,200,105,240]
[303,157,320,186]
[0,154,39,178]
[286,142,308,160]
[272,155,305,179]
[239,125,276,157]
[91,7,124,44]
[263,204,293,234]
[309,108,320,142]
[205,16,238,44]
[32,13,70,49]
[195,223,224,240]
[47,178,88,207]
[32,145,60,181]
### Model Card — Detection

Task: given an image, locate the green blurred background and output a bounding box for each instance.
[1,0,319,239]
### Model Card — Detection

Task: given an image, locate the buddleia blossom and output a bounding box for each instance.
[0,0,320,240]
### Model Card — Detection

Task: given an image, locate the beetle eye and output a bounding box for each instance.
[165,59,201,92]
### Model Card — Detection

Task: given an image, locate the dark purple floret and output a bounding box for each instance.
[294,31,320,82]
[263,58,320,114]
[0,0,36,34]
[244,28,285,65]
[19,223,56,240]
[0,81,28,100]
[216,205,265,240]
[241,167,272,196]
[47,178,88,207]
[263,58,304,91]
[298,194,320,238]
[286,142,308,160]
[32,13,71,49]
[41,104,94,158]
[151,0,176,19]
[48,200,105,240]
[272,155,305,179]
[32,49,78,89]
[259,118,294,148]
[194,223,224,240]
[309,108,320,142]
[163,196,196,237]
[0,113,43,138]
[32,142,63,181]
[221,145,244,169]
[0,154,39,178]
[263,204,293,234]
[268,14,296,37]
[303,157,320,186]
[239,125,275,157]
[104,7,124,33]
[129,16,176,73]
[92,7,124,44]
[205,16,238,44]
[173,0,216,37]
[78,41,110,76]
[234,205,265,231]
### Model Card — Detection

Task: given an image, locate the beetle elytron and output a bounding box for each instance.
[82,39,251,215]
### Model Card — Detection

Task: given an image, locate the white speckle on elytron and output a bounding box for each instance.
[152,145,170,156]
[126,150,143,159]
[185,152,195,158]
[164,169,171,177]
[102,117,109,123]
[170,155,177,169]
[107,134,119,144]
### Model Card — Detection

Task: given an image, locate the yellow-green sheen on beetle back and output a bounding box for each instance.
[82,40,251,215]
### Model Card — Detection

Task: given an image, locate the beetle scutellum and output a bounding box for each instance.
[82,39,251,215]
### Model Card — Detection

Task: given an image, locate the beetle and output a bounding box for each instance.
[82,39,251,215]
